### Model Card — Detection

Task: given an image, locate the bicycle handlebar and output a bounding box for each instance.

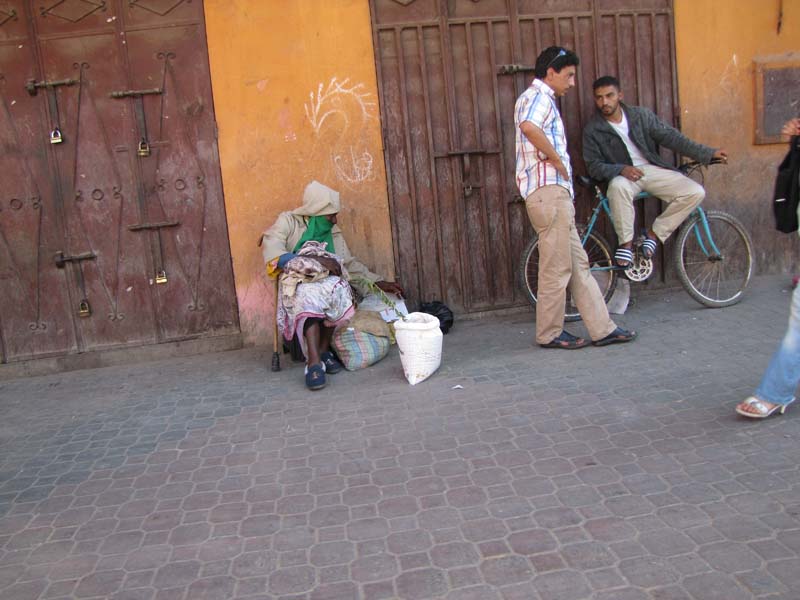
[679,157,725,172]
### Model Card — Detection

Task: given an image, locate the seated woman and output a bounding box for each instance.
[261,180,403,390]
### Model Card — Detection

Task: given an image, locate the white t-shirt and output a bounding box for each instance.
[608,112,650,167]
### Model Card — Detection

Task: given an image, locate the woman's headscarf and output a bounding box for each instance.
[292,181,341,253]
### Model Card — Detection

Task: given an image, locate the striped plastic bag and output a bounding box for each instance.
[332,313,391,371]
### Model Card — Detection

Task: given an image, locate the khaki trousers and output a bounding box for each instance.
[607,164,705,244]
[525,185,617,344]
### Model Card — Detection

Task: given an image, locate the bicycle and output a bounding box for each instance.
[519,160,755,321]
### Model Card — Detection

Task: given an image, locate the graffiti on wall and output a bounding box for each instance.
[304,77,377,187]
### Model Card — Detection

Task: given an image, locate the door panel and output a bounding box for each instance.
[124,23,238,339]
[0,40,77,360]
[39,33,157,349]
[0,1,28,42]
[371,0,679,312]
[0,1,238,363]
[121,0,202,25]
[33,0,111,36]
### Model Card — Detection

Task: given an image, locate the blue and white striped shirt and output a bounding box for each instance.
[514,79,573,199]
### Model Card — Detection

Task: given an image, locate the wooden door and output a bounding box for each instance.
[0,0,238,363]
[370,0,678,312]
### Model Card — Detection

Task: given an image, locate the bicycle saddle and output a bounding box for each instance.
[576,175,601,189]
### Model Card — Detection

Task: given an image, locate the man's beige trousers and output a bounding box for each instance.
[607,164,705,244]
[525,185,617,344]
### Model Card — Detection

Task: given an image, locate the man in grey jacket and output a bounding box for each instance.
[582,76,728,267]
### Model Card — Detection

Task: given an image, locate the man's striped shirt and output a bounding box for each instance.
[514,78,573,199]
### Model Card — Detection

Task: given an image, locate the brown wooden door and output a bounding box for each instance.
[370,0,678,313]
[0,0,77,361]
[0,0,238,363]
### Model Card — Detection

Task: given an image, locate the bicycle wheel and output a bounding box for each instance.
[673,209,754,308]
[519,227,618,322]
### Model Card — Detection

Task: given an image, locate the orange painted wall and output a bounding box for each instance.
[674,0,800,270]
[204,0,393,345]
[203,0,799,348]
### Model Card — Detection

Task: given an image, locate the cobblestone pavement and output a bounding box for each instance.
[1,275,799,600]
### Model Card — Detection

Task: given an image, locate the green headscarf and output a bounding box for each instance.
[293,216,335,254]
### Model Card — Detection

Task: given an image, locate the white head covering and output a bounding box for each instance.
[292,181,341,217]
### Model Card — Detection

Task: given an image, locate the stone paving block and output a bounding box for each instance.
[766,557,800,592]
[1,276,799,599]
[683,571,754,600]
[395,567,448,599]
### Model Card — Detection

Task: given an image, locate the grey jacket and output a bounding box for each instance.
[582,103,715,182]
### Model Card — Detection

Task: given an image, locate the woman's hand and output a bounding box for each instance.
[314,256,342,276]
[782,118,800,140]
[376,281,404,297]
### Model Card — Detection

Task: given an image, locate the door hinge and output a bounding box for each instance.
[54,251,96,268]
[25,78,77,96]
[497,64,536,75]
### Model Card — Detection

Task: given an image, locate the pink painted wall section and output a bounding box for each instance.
[674,0,800,271]
[204,0,394,345]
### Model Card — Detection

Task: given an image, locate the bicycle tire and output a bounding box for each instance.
[519,227,618,322]
[673,209,754,308]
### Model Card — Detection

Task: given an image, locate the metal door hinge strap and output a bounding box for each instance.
[128,221,178,285]
[54,251,95,316]
[447,148,489,155]
[128,221,179,231]
[25,78,78,96]
[109,88,163,98]
[434,148,500,158]
[54,251,96,268]
[497,64,535,75]
[111,89,163,157]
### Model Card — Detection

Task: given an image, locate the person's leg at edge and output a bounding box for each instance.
[566,208,617,342]
[525,186,574,345]
[642,166,704,245]
[737,284,800,415]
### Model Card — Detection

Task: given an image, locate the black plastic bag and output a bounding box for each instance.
[419,301,454,334]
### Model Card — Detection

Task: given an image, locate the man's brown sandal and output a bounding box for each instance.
[593,327,637,347]
[540,331,590,349]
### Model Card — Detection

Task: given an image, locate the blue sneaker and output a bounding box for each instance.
[305,363,326,390]
[320,351,343,374]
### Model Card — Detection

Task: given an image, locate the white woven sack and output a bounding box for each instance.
[394,312,443,385]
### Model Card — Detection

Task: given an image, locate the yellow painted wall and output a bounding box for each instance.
[204,0,394,345]
[674,0,800,269]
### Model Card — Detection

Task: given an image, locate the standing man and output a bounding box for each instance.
[583,76,728,267]
[515,47,636,349]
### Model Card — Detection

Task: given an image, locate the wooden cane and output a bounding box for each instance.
[271,276,281,372]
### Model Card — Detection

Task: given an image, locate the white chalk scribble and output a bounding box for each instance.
[304,77,376,134]
[334,147,374,184]
[304,77,378,187]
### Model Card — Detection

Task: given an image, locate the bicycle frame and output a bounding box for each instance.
[580,187,722,272]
